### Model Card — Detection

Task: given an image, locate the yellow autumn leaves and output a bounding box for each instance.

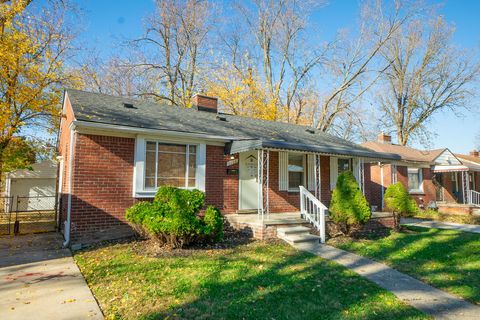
[0,0,64,150]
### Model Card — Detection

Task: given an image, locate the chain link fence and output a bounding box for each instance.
[0,195,57,235]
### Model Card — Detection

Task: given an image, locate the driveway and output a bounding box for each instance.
[0,233,103,320]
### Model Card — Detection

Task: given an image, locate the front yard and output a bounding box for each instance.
[74,239,428,319]
[331,226,480,305]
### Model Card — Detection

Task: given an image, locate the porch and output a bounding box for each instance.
[225,211,395,242]
[432,166,480,208]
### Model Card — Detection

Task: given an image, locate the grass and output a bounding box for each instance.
[413,209,480,225]
[74,240,428,320]
[331,226,480,305]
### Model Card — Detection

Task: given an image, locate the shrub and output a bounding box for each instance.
[126,186,223,248]
[384,182,418,230]
[203,206,224,242]
[329,171,371,235]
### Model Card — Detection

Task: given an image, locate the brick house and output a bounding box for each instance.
[58,89,400,247]
[363,133,480,213]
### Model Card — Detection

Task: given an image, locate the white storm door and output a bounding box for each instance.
[239,151,259,210]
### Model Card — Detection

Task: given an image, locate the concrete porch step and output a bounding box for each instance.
[276,224,320,245]
[280,233,321,245]
[236,209,258,214]
[277,226,311,237]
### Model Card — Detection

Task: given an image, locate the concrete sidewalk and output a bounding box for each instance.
[295,242,480,320]
[0,233,103,320]
[401,218,480,234]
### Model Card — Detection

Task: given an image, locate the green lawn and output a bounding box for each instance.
[74,240,428,320]
[331,227,480,305]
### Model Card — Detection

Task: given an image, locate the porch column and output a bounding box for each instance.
[462,171,470,204]
[358,158,365,195]
[314,154,321,200]
[257,149,269,218]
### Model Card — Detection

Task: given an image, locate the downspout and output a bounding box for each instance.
[380,162,385,210]
[5,172,11,212]
[63,124,76,247]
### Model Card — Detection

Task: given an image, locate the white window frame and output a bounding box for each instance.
[452,172,459,193]
[408,167,424,194]
[133,136,206,198]
[330,156,354,190]
[144,141,198,190]
[287,152,306,192]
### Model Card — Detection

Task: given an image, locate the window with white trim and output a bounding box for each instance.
[144,141,197,189]
[288,153,304,191]
[408,168,423,193]
[338,158,352,174]
[391,164,398,184]
[452,172,459,193]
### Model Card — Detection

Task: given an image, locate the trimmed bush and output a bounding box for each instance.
[384,182,418,230]
[126,186,223,248]
[203,206,224,242]
[329,171,371,235]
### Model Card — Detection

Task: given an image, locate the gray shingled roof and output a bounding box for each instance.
[66,89,400,160]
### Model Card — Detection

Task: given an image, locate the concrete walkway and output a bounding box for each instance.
[0,233,103,320]
[295,242,480,320]
[401,218,480,234]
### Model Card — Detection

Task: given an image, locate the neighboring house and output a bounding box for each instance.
[363,134,480,213]
[4,160,57,212]
[58,89,399,247]
[454,151,480,207]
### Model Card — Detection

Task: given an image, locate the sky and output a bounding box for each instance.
[71,0,480,153]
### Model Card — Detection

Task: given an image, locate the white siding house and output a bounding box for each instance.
[5,160,57,211]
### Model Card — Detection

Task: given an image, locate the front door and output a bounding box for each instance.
[239,151,259,210]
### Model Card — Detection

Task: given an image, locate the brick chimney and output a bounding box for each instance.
[470,150,479,157]
[192,94,218,113]
[377,132,392,144]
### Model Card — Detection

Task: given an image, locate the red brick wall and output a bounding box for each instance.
[267,152,300,212]
[365,164,437,209]
[438,172,457,202]
[397,166,408,189]
[365,164,386,209]
[58,95,76,232]
[320,156,332,206]
[69,134,136,244]
[265,153,332,212]
[411,168,435,208]
[364,163,395,210]
[205,145,238,213]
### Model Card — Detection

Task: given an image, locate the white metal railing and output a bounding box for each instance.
[299,186,327,243]
[468,190,480,207]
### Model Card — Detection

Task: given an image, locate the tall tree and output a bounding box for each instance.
[215,0,326,122]
[69,52,143,98]
[131,0,215,107]
[377,15,480,145]
[313,0,417,133]
[0,0,73,175]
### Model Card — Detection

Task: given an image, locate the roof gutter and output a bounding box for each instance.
[73,120,246,142]
[226,139,401,161]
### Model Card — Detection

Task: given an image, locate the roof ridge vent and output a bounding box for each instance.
[123,102,136,109]
[216,114,227,121]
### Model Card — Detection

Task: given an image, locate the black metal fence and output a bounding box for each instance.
[0,195,57,235]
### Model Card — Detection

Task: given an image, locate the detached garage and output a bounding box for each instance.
[5,160,57,212]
